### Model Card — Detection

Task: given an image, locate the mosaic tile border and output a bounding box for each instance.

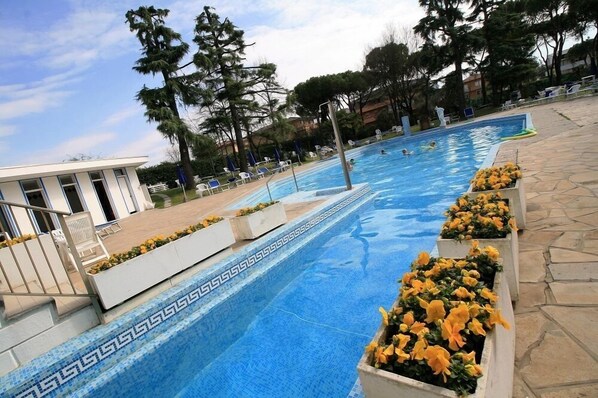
[6,185,373,398]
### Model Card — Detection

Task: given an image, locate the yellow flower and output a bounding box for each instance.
[468,303,482,318]
[424,300,446,323]
[463,276,478,287]
[409,321,428,336]
[395,347,410,363]
[403,311,415,326]
[399,323,409,333]
[424,345,452,382]
[374,347,388,365]
[480,288,497,303]
[468,240,481,256]
[487,309,511,330]
[379,307,389,326]
[492,217,504,229]
[416,251,430,266]
[394,333,411,350]
[453,286,475,300]
[447,303,470,324]
[466,363,483,377]
[441,319,466,351]
[459,350,476,364]
[508,217,518,232]
[468,318,486,336]
[484,245,500,261]
[365,341,378,353]
[411,338,427,360]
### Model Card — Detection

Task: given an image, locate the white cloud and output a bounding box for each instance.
[18,132,117,165]
[102,105,143,127]
[0,125,16,137]
[111,129,172,166]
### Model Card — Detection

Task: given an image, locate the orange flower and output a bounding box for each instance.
[379,307,389,326]
[468,318,486,336]
[411,338,427,361]
[424,345,452,382]
[487,309,511,330]
[394,333,411,350]
[409,321,428,336]
[484,245,500,261]
[441,319,466,351]
[447,303,470,324]
[463,276,478,287]
[374,347,388,365]
[365,341,378,353]
[421,299,446,323]
[403,311,415,327]
[452,286,475,300]
[480,288,497,303]
[416,251,430,266]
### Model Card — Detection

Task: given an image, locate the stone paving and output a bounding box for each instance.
[492,96,598,397]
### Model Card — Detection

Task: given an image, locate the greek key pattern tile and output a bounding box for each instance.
[15,186,371,398]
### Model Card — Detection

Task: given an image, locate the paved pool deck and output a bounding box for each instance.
[102,96,598,397]
[489,96,598,398]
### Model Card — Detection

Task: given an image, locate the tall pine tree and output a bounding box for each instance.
[126,6,197,188]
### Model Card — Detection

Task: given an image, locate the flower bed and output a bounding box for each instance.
[230,201,287,240]
[358,245,514,397]
[468,163,526,229]
[87,216,235,309]
[437,194,519,301]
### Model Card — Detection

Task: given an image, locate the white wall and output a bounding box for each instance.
[75,172,107,226]
[0,181,34,235]
[41,177,69,214]
[125,166,147,211]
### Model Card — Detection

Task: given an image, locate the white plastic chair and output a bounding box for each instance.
[238,172,251,184]
[195,183,212,197]
[64,212,110,267]
[566,84,581,96]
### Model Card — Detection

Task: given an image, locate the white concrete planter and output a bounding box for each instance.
[436,233,519,302]
[357,271,515,398]
[467,179,526,229]
[230,202,287,240]
[87,219,235,309]
[0,235,68,289]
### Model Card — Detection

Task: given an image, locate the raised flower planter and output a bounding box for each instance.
[358,271,514,398]
[358,249,515,398]
[467,179,526,230]
[87,219,235,309]
[230,201,287,240]
[436,235,519,302]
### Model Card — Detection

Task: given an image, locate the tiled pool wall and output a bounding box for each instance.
[0,184,375,398]
[232,113,530,208]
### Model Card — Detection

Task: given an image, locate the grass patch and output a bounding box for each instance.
[151,188,199,209]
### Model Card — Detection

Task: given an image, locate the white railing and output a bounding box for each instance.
[0,200,102,319]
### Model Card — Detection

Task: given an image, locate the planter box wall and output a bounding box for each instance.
[436,233,519,301]
[467,179,526,229]
[230,202,287,240]
[88,220,235,309]
[357,271,515,398]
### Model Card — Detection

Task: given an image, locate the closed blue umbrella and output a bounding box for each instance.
[274,148,281,163]
[247,151,257,167]
[226,155,237,173]
[293,140,302,164]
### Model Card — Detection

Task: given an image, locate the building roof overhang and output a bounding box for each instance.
[0,157,148,183]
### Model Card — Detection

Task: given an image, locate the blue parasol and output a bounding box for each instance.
[226,155,237,173]
[247,151,257,167]
[274,148,281,163]
[293,140,301,155]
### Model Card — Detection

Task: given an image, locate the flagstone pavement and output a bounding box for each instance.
[102,95,598,397]
[492,96,598,398]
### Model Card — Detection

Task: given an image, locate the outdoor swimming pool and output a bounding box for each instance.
[1,116,526,398]
[160,120,520,397]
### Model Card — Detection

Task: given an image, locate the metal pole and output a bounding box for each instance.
[290,159,299,193]
[328,101,352,191]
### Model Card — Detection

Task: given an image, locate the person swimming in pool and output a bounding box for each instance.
[422,141,436,150]
[402,148,413,156]
[380,149,388,155]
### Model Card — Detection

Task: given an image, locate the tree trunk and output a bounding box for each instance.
[454,58,466,115]
[177,133,195,190]
[229,104,248,172]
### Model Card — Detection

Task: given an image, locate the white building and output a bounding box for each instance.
[0,157,150,236]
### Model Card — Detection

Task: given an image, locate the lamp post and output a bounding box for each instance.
[324,100,352,191]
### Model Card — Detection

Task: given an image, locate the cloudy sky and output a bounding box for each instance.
[0,0,424,167]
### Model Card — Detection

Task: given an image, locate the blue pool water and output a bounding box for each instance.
[80,120,522,398]
[170,122,521,397]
